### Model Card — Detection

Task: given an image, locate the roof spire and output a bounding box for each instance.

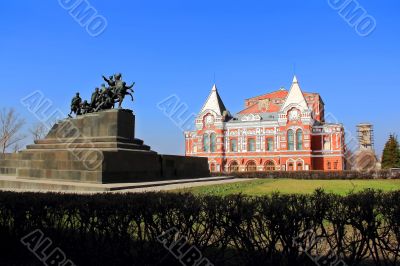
[200,84,228,116]
[280,75,308,111]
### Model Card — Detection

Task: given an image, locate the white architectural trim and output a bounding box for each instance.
[200,84,227,116]
[280,76,309,112]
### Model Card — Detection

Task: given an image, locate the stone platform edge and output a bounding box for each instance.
[0,153,210,184]
[0,175,234,192]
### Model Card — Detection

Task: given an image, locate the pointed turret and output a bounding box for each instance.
[200,84,228,116]
[280,76,308,111]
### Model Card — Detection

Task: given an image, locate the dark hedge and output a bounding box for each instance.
[0,190,399,265]
[213,170,400,180]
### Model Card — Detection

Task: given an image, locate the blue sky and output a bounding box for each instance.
[1,0,399,156]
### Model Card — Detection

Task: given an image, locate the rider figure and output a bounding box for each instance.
[116,81,135,109]
[81,100,92,114]
[69,92,82,117]
[91,88,100,109]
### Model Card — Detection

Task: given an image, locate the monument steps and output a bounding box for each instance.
[35,137,145,145]
[17,169,102,183]
[0,160,20,167]
[25,142,151,151]
[0,167,17,176]
[0,175,234,192]
[0,154,19,160]
[15,159,99,170]
[0,155,19,176]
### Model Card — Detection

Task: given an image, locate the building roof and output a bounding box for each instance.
[280,75,308,111]
[244,88,289,102]
[238,76,321,115]
[229,112,279,123]
[200,84,228,116]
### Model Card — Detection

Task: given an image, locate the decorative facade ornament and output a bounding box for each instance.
[241,114,262,122]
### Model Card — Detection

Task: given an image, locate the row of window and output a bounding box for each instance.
[203,133,217,152]
[327,161,339,170]
[226,160,306,172]
[211,161,340,172]
[210,160,340,172]
[202,129,304,152]
[227,160,276,172]
[287,162,304,171]
[204,137,274,153]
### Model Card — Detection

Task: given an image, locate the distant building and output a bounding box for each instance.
[354,123,379,171]
[357,123,374,151]
[185,76,346,172]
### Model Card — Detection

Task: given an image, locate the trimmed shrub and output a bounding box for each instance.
[213,170,400,180]
[0,191,399,265]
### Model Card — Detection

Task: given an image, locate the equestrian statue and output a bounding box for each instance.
[69,73,135,117]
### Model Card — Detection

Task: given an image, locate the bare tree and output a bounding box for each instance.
[0,108,26,154]
[30,122,48,141]
[12,142,22,153]
[344,146,358,170]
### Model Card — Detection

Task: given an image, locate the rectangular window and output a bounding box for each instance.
[230,139,238,152]
[266,138,274,151]
[334,161,338,170]
[203,134,209,152]
[210,133,216,152]
[324,136,331,150]
[288,130,295,151]
[248,138,256,152]
[327,162,332,170]
[296,130,303,150]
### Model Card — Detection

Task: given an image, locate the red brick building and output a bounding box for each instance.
[185,76,345,172]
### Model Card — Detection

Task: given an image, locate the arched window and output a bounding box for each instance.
[288,162,294,171]
[246,161,257,172]
[230,139,238,152]
[264,160,275,171]
[203,134,209,152]
[229,161,239,172]
[287,130,294,151]
[210,133,217,152]
[248,138,256,152]
[296,129,303,150]
[297,162,303,171]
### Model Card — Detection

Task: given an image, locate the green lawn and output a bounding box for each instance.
[177,179,400,196]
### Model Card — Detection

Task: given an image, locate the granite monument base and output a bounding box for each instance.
[0,109,210,189]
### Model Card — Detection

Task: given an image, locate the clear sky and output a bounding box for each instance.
[1,0,399,156]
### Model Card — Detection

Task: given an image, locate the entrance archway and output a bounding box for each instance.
[264,160,276,171]
[229,161,239,172]
[246,161,257,172]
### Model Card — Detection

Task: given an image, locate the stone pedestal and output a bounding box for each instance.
[12,109,209,184]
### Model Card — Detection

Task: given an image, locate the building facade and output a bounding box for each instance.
[185,76,346,172]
